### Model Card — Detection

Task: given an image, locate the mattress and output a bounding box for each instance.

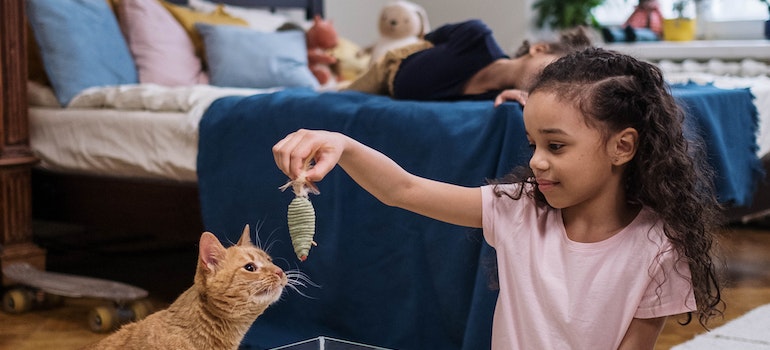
[28,83,276,182]
[30,107,198,182]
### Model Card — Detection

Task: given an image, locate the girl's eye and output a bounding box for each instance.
[244,263,257,272]
[527,143,536,150]
[548,143,564,151]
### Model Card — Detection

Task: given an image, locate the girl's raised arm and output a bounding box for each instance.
[273,129,483,228]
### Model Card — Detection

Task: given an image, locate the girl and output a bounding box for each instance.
[345,19,593,106]
[273,47,724,349]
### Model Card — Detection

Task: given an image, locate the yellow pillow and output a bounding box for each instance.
[161,2,247,61]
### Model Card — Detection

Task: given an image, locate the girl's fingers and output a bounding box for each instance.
[272,135,292,177]
[305,150,336,182]
[273,130,308,179]
[273,129,340,183]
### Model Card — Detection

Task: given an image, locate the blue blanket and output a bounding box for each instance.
[197,85,761,349]
[672,83,763,206]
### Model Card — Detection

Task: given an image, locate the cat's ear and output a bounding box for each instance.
[237,224,253,246]
[199,232,227,272]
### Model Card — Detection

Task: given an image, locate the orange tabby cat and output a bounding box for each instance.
[84,225,288,350]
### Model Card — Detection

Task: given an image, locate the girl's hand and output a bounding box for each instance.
[494,89,528,107]
[273,129,346,183]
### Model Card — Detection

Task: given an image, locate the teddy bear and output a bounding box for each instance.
[305,15,339,85]
[365,0,430,67]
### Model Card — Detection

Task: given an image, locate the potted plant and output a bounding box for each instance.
[663,0,697,41]
[532,0,606,30]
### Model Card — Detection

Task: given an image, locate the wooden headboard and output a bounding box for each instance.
[166,0,324,19]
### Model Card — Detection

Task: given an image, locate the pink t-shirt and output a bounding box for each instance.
[482,184,696,349]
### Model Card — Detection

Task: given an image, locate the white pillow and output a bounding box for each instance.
[27,81,61,108]
[187,0,288,31]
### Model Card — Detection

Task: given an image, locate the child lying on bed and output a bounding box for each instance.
[344,19,593,106]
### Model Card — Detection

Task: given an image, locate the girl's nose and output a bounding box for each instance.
[529,150,548,171]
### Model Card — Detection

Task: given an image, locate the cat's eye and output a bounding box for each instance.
[243,263,257,272]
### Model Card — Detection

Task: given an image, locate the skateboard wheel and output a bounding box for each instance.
[2,288,33,314]
[130,300,154,321]
[89,305,118,333]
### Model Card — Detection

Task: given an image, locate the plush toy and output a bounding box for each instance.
[601,0,663,43]
[306,15,339,85]
[330,38,370,82]
[365,0,430,67]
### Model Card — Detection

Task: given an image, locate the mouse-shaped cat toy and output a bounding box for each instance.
[280,165,319,262]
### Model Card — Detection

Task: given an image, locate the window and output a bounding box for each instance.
[594,0,769,25]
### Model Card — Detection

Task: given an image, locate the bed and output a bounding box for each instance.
[2,0,768,349]
[25,0,326,243]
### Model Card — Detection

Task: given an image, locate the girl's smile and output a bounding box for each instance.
[535,179,558,192]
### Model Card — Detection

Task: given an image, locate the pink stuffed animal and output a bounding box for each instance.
[306,15,339,85]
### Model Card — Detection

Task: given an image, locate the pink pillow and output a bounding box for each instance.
[118,0,208,86]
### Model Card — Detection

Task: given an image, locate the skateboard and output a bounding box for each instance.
[2,262,154,333]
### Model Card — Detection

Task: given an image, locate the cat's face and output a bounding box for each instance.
[196,227,288,320]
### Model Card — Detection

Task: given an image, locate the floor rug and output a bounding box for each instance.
[673,303,770,349]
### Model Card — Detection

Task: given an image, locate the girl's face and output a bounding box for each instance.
[523,92,623,211]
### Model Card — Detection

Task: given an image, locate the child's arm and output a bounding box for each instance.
[273,129,483,228]
[617,316,666,350]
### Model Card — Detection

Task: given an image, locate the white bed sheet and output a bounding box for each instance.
[28,83,280,182]
[30,107,199,182]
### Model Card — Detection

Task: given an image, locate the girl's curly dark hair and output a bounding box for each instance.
[498,47,725,327]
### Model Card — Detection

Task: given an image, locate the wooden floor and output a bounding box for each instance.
[1,224,769,349]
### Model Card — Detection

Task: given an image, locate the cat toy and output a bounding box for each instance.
[280,160,319,261]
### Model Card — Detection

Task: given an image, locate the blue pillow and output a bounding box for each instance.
[196,23,318,89]
[27,0,138,106]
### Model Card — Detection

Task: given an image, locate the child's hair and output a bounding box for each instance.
[513,26,594,59]
[500,47,725,327]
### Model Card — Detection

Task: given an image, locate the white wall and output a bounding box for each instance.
[325,0,536,54]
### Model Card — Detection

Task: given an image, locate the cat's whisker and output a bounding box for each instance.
[284,283,318,299]
[263,236,281,254]
[260,228,282,253]
[286,271,320,287]
[274,256,293,268]
[252,220,271,249]
[283,270,321,299]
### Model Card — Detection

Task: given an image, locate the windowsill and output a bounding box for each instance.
[603,40,770,61]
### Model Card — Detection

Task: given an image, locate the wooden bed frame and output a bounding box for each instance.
[0,0,323,280]
[0,0,46,282]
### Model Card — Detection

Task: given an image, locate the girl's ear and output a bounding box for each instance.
[611,127,638,166]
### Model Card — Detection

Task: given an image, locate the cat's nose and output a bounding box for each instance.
[274,268,284,277]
